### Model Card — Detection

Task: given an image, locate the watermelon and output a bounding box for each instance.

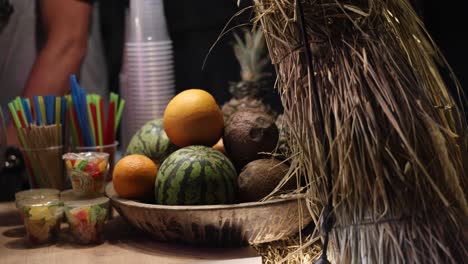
[155,145,238,205]
[126,118,178,164]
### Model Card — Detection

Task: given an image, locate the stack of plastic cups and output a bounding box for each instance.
[121,0,175,149]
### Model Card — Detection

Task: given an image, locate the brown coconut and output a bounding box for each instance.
[223,110,279,170]
[238,158,294,202]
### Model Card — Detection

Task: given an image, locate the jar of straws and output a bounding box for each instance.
[8,96,67,190]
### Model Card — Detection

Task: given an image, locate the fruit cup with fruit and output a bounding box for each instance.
[63,152,109,198]
[64,197,109,244]
[17,197,63,245]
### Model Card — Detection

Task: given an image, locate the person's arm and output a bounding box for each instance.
[21,0,92,98]
[6,0,92,146]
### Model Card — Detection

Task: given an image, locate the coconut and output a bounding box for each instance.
[238,158,293,202]
[223,110,279,171]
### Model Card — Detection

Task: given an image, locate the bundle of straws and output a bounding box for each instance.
[68,75,125,147]
[8,95,67,189]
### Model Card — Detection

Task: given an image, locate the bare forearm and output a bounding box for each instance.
[22,40,87,98]
[21,0,92,99]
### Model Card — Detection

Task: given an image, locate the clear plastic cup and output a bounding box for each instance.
[17,197,63,245]
[126,0,169,42]
[20,145,65,190]
[63,196,110,244]
[72,142,118,182]
[15,188,60,208]
[63,152,110,197]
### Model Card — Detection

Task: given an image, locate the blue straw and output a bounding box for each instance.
[70,74,91,146]
[34,96,42,126]
[22,98,33,125]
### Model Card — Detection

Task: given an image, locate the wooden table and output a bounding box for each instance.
[0,202,261,264]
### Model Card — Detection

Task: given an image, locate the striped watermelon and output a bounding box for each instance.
[126,118,178,164]
[155,145,238,205]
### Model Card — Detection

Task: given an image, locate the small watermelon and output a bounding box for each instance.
[126,118,178,164]
[155,146,238,205]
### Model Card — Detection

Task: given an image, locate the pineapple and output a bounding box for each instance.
[222,28,276,123]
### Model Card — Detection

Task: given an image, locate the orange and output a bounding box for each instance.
[163,89,224,147]
[113,154,158,200]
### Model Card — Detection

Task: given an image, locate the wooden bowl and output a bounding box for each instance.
[105,183,313,246]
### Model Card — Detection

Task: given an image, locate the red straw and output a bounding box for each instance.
[72,108,84,146]
[105,102,115,145]
[17,110,27,128]
[99,98,105,145]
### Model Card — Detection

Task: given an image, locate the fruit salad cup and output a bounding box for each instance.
[17,197,63,245]
[15,189,60,208]
[63,196,109,244]
[63,152,109,198]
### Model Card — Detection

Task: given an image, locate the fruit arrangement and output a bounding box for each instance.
[114,28,294,206]
[116,86,293,206]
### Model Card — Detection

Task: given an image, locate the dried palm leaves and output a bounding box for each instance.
[252,0,468,262]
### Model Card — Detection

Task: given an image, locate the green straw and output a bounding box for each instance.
[8,102,44,186]
[115,98,125,132]
[8,102,27,147]
[14,97,26,124]
[86,95,96,146]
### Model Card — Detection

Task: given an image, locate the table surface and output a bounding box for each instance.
[0,202,261,264]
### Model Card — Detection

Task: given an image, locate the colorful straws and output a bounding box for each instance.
[69,75,124,147]
[8,74,125,148]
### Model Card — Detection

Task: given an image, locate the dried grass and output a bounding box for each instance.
[249,0,468,262]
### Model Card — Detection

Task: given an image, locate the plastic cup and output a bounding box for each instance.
[20,145,65,190]
[63,152,110,197]
[126,0,169,42]
[17,197,63,245]
[71,142,118,182]
[15,188,60,208]
[63,195,110,244]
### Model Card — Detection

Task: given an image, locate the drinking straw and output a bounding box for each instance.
[7,103,27,147]
[34,96,42,126]
[97,97,104,146]
[71,108,84,147]
[115,99,125,132]
[56,97,61,145]
[22,98,34,125]
[17,110,27,128]
[86,96,96,146]
[90,103,99,147]
[38,96,46,125]
[61,97,67,145]
[106,101,115,145]
[14,97,26,124]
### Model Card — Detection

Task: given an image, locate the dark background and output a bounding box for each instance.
[99,0,467,106]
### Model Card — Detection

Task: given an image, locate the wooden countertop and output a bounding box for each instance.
[0,202,261,264]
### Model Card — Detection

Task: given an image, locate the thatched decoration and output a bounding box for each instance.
[252,0,468,262]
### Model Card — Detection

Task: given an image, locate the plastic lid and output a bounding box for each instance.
[61,190,109,208]
[63,152,109,161]
[15,189,60,201]
[17,196,61,208]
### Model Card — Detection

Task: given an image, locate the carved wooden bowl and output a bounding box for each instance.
[105,183,312,246]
